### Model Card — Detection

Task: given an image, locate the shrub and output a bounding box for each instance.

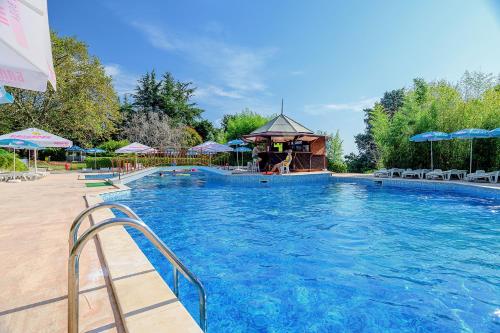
[327,158,347,173]
[0,148,28,171]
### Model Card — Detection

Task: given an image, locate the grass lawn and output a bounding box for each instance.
[36,161,86,171]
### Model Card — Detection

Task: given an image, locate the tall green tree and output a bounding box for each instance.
[0,32,121,146]
[133,70,162,112]
[223,108,272,141]
[132,71,203,126]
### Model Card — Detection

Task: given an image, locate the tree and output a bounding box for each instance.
[132,71,204,126]
[159,72,203,126]
[0,31,121,146]
[380,88,405,117]
[224,108,271,141]
[194,119,216,141]
[323,130,347,172]
[133,70,162,112]
[123,111,185,149]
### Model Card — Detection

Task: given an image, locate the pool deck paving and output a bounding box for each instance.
[0,173,122,333]
[0,172,203,333]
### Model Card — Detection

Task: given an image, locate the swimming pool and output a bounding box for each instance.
[109,171,499,332]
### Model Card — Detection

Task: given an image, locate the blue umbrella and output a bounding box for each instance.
[86,148,105,154]
[0,139,39,173]
[66,145,85,164]
[0,86,14,104]
[410,131,450,169]
[234,146,251,152]
[489,128,500,138]
[451,128,491,173]
[66,145,85,152]
[86,148,105,170]
[227,139,245,146]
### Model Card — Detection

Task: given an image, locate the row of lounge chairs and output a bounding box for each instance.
[374,168,499,183]
[0,169,49,182]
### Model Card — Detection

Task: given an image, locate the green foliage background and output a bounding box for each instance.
[347,72,500,172]
[0,149,28,171]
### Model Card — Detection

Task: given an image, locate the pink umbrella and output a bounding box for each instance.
[0,127,72,172]
[0,0,56,91]
[115,142,154,168]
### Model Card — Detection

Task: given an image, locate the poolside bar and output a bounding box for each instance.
[243,113,327,172]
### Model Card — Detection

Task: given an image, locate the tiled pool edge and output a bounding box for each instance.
[85,187,203,333]
[332,175,500,200]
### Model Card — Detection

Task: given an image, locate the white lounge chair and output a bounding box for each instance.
[388,168,404,177]
[374,168,389,177]
[402,169,420,178]
[443,169,467,181]
[426,169,446,180]
[487,171,499,183]
[466,170,488,182]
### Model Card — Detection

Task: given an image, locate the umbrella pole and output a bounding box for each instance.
[469,139,473,173]
[35,149,38,173]
[13,148,16,175]
[28,150,31,169]
[94,151,97,170]
[430,141,433,170]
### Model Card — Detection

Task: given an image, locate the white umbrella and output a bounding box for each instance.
[0,0,56,92]
[0,127,72,172]
[115,142,153,169]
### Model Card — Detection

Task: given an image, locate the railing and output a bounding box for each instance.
[68,203,207,332]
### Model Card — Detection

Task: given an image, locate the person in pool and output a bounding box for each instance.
[270,149,292,174]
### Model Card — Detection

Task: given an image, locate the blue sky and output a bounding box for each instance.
[48,0,500,153]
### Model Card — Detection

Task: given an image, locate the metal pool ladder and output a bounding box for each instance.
[68,202,207,333]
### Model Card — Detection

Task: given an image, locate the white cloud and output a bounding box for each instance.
[195,85,243,99]
[130,20,276,96]
[104,63,139,96]
[304,97,379,115]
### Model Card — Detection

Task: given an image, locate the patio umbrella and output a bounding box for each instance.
[234,146,251,169]
[189,141,233,166]
[489,128,500,138]
[0,127,72,172]
[227,139,247,167]
[0,86,13,104]
[451,128,491,173]
[66,145,85,162]
[409,131,450,170]
[0,138,39,175]
[85,148,105,170]
[0,0,56,92]
[115,142,153,168]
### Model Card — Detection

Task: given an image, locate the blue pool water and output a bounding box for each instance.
[110,171,499,332]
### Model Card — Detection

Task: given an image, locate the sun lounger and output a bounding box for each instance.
[487,171,499,183]
[466,170,488,182]
[426,169,446,180]
[443,169,467,181]
[402,169,420,178]
[374,168,389,177]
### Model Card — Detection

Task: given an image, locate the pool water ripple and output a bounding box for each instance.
[111,172,500,332]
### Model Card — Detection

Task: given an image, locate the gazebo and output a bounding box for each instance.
[243,112,327,172]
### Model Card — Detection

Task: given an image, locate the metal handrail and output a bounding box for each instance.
[68,216,207,333]
[69,202,141,252]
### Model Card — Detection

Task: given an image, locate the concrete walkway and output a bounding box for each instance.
[0,173,123,333]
